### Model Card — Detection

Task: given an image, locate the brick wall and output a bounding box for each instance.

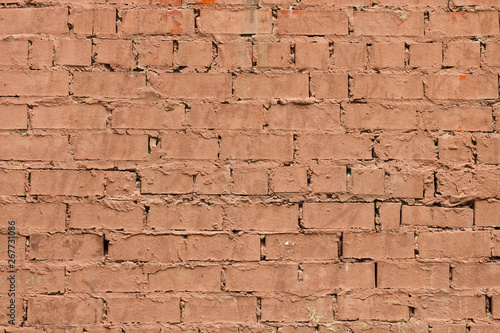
[0,0,499,331]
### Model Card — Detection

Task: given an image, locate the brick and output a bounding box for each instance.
[109,235,184,261]
[271,166,307,193]
[378,0,448,5]
[302,203,374,229]
[139,168,193,194]
[337,294,410,321]
[30,40,54,69]
[187,235,260,261]
[0,135,68,161]
[354,12,424,36]
[177,41,212,67]
[30,170,105,196]
[56,39,91,66]
[94,39,134,68]
[217,42,252,68]
[428,12,499,36]
[235,74,309,99]
[0,8,68,34]
[33,104,107,130]
[378,262,449,289]
[73,72,145,98]
[376,134,436,161]
[67,265,144,292]
[469,325,500,333]
[161,133,218,160]
[0,71,68,96]
[420,107,493,132]
[378,202,401,230]
[150,73,231,99]
[418,231,490,259]
[297,134,372,160]
[301,263,374,291]
[443,41,480,68]
[486,43,500,67]
[415,295,485,320]
[256,42,291,68]
[371,43,405,69]
[73,134,148,160]
[410,43,442,68]
[184,296,256,323]
[386,173,424,198]
[70,202,143,231]
[0,203,65,233]
[261,297,333,322]
[344,232,414,259]
[310,73,348,99]
[347,168,384,195]
[71,8,116,35]
[0,41,28,67]
[232,167,268,195]
[137,40,173,67]
[343,103,417,130]
[194,165,231,194]
[149,203,223,231]
[113,104,184,130]
[147,266,220,291]
[266,234,339,261]
[105,171,137,196]
[221,134,293,161]
[453,263,500,289]
[0,170,25,195]
[121,9,195,35]
[226,204,298,231]
[295,42,329,68]
[436,169,500,199]
[494,297,500,319]
[402,206,473,228]
[309,166,346,193]
[27,297,103,325]
[475,200,500,227]
[477,137,500,164]
[199,10,271,34]
[493,231,500,256]
[334,43,366,68]
[29,234,103,260]
[225,264,298,292]
[189,103,262,131]
[439,135,474,163]
[0,267,65,294]
[107,296,180,323]
[352,74,423,99]
[276,10,348,35]
[431,325,466,333]
[427,75,498,100]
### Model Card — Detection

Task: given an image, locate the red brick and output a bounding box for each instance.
[149,73,231,99]
[177,41,212,67]
[475,200,500,227]
[235,74,309,99]
[352,74,423,99]
[271,166,307,193]
[469,325,500,333]
[70,202,143,231]
[149,203,223,231]
[136,40,173,67]
[310,73,348,99]
[139,168,193,194]
[0,8,68,34]
[226,264,298,292]
[256,42,291,68]
[72,72,145,98]
[109,235,184,262]
[56,39,91,66]
[427,74,498,100]
[0,170,25,195]
[378,202,401,230]
[226,204,298,231]
[378,261,449,289]
[266,234,339,261]
[296,42,329,68]
[402,206,473,228]
[418,231,490,259]
[452,263,500,289]
[376,134,436,161]
[494,231,500,256]
[354,12,424,36]
[113,104,184,130]
[301,263,375,291]
[29,234,103,260]
[371,43,405,69]
[189,103,262,130]
[232,167,268,195]
[334,43,366,68]
[184,296,256,323]
[67,265,144,292]
[0,203,65,233]
[161,133,218,160]
[186,235,260,261]
[199,10,271,34]
[194,165,231,195]
[439,135,474,163]
[443,41,480,68]
[147,265,220,291]
[94,39,134,68]
[309,166,345,193]
[221,134,293,161]
[415,294,485,320]
[261,297,333,322]
[107,296,180,323]
[343,104,417,130]
[344,232,414,259]
[420,107,493,132]
[33,104,107,130]
[217,42,252,69]
[477,136,500,164]
[269,103,340,130]
[436,169,500,199]
[410,43,442,68]
[428,12,499,36]
[485,43,500,67]
[347,168,384,195]
[73,134,147,160]
[276,10,348,35]
[494,296,500,319]
[0,71,68,96]
[0,135,68,161]
[297,134,372,160]
[30,170,105,197]
[302,203,374,230]
[0,41,28,67]
[30,40,54,69]
[431,325,466,333]
[0,234,26,264]
[337,293,410,321]
[27,297,103,325]
[0,266,65,294]
[121,9,195,35]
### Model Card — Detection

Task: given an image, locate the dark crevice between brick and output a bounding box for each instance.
[298,202,304,229]
[180,298,186,322]
[256,296,262,322]
[374,262,378,288]
[433,172,441,196]
[449,264,453,287]
[260,236,266,260]
[486,295,492,316]
[338,232,343,259]
[103,236,109,256]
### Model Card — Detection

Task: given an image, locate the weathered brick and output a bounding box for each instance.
[0,135,68,161]
[139,168,193,194]
[343,232,414,259]
[269,103,340,130]
[107,296,180,323]
[184,296,256,323]
[217,42,252,68]
[377,262,449,289]
[94,39,135,68]
[352,74,423,99]
[261,297,334,322]
[68,265,144,292]
[271,166,307,193]
[0,71,68,96]
[426,75,498,100]
[343,104,417,130]
[147,266,221,292]
[160,133,218,160]
[199,10,271,34]
[443,41,480,68]
[56,39,92,66]
[378,202,401,230]
[477,136,500,164]
[221,134,293,161]
[276,10,348,35]
[309,166,346,193]
[334,43,366,68]
[149,73,231,99]
[301,263,375,292]
[136,40,174,67]
[70,202,143,231]
[402,206,473,228]
[235,74,309,99]
[376,134,436,161]
[31,40,54,69]
[29,234,103,260]
[337,293,410,321]
[310,73,348,99]
[0,8,68,34]
[109,235,184,262]
[266,234,339,261]
[0,41,28,67]
[428,12,499,36]
[354,12,424,36]
[297,134,372,160]
[414,295,485,320]
[439,135,474,163]
[347,168,385,195]
[295,42,329,68]
[149,203,223,231]
[0,203,65,233]
[30,170,105,197]
[232,167,268,195]
[226,204,298,231]
[418,231,490,259]
[189,103,262,130]
[371,43,405,69]
[73,72,146,98]
[0,170,25,196]
[256,42,291,68]
[186,235,260,261]
[475,200,500,227]
[73,134,148,160]
[27,297,103,325]
[420,107,493,132]
[121,9,195,35]
[33,104,107,130]
[302,203,374,229]
[452,263,500,289]
[225,264,298,292]
[177,41,213,67]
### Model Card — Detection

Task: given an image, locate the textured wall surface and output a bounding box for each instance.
[0,0,499,332]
